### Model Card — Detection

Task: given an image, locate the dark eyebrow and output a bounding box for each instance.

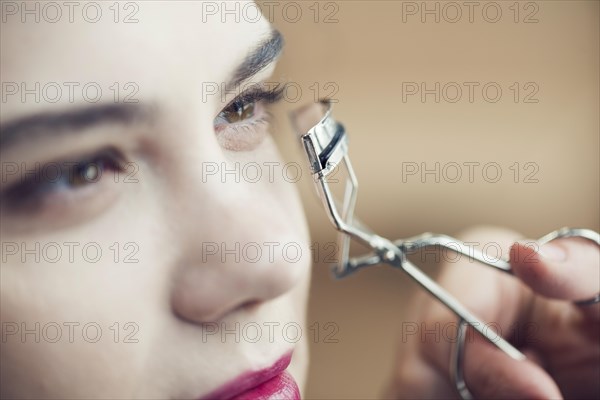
[226,29,284,91]
[0,103,151,149]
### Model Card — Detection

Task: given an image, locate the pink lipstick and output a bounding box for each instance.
[200,352,300,400]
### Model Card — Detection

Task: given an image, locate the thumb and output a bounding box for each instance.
[509,238,599,302]
[464,331,562,399]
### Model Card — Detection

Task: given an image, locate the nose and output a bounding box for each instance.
[167,133,307,324]
[171,234,304,323]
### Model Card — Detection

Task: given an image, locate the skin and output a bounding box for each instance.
[1,2,310,399]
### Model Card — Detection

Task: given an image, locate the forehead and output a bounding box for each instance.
[0,1,271,118]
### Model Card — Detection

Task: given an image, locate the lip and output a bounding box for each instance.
[200,351,300,400]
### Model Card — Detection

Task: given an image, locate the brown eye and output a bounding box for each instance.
[219,99,255,123]
[71,162,102,187]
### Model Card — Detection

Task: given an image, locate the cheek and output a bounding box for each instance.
[0,197,172,399]
[0,265,151,399]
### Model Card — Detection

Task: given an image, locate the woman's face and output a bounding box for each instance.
[0,2,311,398]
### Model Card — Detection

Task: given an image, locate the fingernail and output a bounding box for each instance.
[539,242,567,262]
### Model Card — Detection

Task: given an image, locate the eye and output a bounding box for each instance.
[67,160,103,188]
[212,85,285,151]
[213,85,284,129]
[217,98,256,124]
[1,148,125,212]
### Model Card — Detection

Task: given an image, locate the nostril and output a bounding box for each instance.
[171,278,267,324]
[239,300,260,311]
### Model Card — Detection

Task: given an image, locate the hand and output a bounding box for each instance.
[385,226,600,399]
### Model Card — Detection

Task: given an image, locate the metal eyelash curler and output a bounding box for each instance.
[290,99,600,400]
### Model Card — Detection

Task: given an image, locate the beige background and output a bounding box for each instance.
[264,1,598,398]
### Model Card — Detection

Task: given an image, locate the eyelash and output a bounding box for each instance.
[213,84,285,133]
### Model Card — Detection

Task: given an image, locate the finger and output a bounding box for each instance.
[414,227,533,389]
[510,237,600,302]
[464,330,562,399]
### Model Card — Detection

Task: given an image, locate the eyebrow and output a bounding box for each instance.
[226,29,284,91]
[0,29,285,150]
[0,103,151,149]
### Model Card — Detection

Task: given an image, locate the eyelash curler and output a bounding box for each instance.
[290,99,600,400]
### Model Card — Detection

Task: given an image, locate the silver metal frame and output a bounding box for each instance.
[290,99,600,400]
